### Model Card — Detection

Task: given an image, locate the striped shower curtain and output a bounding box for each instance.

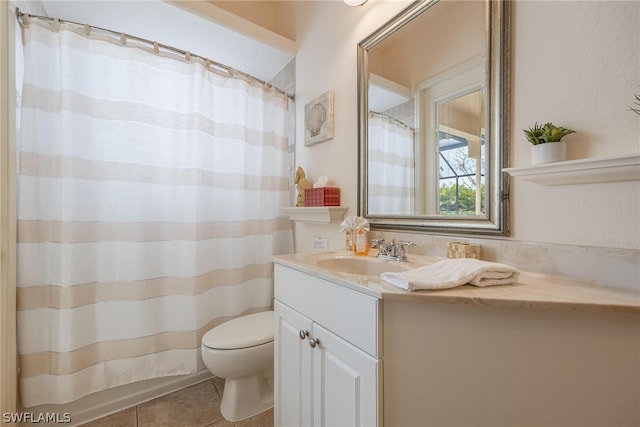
[367,111,415,215]
[16,17,293,407]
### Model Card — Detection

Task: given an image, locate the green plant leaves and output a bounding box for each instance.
[523,122,575,145]
[631,93,640,116]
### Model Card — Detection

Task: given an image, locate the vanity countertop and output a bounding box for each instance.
[272,251,640,314]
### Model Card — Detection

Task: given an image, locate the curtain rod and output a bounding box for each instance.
[370,110,415,132]
[15,8,295,101]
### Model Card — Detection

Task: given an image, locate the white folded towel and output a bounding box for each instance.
[380,258,520,291]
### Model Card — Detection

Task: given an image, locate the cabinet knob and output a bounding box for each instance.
[299,330,309,340]
[309,338,320,348]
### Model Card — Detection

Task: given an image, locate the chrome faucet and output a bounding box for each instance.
[370,238,415,262]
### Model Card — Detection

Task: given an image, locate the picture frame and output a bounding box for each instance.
[304,91,334,146]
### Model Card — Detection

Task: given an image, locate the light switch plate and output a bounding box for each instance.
[312,236,328,251]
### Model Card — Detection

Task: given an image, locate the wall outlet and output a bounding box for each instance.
[312,236,328,251]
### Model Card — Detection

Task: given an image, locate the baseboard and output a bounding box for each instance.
[20,370,213,426]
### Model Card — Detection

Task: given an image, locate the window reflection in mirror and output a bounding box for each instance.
[436,88,485,216]
[366,0,485,218]
[358,0,509,235]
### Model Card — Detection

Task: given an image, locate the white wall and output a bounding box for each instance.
[293,0,640,257]
[293,0,412,251]
[511,0,640,249]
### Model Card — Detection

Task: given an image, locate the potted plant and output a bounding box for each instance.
[523,122,575,164]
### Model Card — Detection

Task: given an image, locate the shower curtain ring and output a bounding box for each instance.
[21,12,31,28]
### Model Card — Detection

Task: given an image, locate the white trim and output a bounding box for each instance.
[21,370,214,427]
[283,207,348,224]
[418,56,485,215]
[417,54,484,92]
[0,2,18,424]
[503,153,640,186]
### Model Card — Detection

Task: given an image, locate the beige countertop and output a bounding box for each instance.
[272,251,640,314]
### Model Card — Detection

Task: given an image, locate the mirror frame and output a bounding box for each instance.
[357,0,510,235]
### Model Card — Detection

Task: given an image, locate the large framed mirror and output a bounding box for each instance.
[357,0,510,235]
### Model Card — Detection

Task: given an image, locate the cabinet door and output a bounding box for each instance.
[312,323,380,427]
[274,301,313,427]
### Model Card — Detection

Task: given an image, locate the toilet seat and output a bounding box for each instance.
[202,311,274,350]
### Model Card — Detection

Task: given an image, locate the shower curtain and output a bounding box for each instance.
[367,111,415,214]
[16,17,293,407]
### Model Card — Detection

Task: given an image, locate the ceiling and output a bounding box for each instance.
[39,0,295,83]
[207,0,295,41]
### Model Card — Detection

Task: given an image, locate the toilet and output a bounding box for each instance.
[201,310,274,422]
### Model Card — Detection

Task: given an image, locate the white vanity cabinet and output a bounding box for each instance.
[274,264,381,427]
[274,253,640,426]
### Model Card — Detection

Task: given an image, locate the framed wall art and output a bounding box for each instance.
[304,91,335,147]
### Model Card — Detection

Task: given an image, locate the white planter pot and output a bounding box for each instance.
[531,142,566,165]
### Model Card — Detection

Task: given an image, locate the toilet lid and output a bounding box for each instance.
[202,311,274,350]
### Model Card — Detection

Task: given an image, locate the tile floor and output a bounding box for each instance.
[80,378,273,427]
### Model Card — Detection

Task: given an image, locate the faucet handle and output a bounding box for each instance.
[370,238,385,248]
[397,241,415,261]
[398,241,415,248]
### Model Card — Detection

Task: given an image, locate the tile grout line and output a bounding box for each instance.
[79,376,272,427]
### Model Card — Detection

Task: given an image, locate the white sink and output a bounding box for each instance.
[316,257,412,276]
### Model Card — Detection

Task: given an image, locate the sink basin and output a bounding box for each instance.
[316,257,412,276]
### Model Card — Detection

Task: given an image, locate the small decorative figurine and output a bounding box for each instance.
[294,166,313,207]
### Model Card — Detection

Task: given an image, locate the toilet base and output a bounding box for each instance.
[220,369,274,422]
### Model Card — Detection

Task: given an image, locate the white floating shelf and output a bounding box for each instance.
[503,153,640,186]
[283,206,349,224]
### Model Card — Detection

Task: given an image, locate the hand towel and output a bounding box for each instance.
[380,258,520,291]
